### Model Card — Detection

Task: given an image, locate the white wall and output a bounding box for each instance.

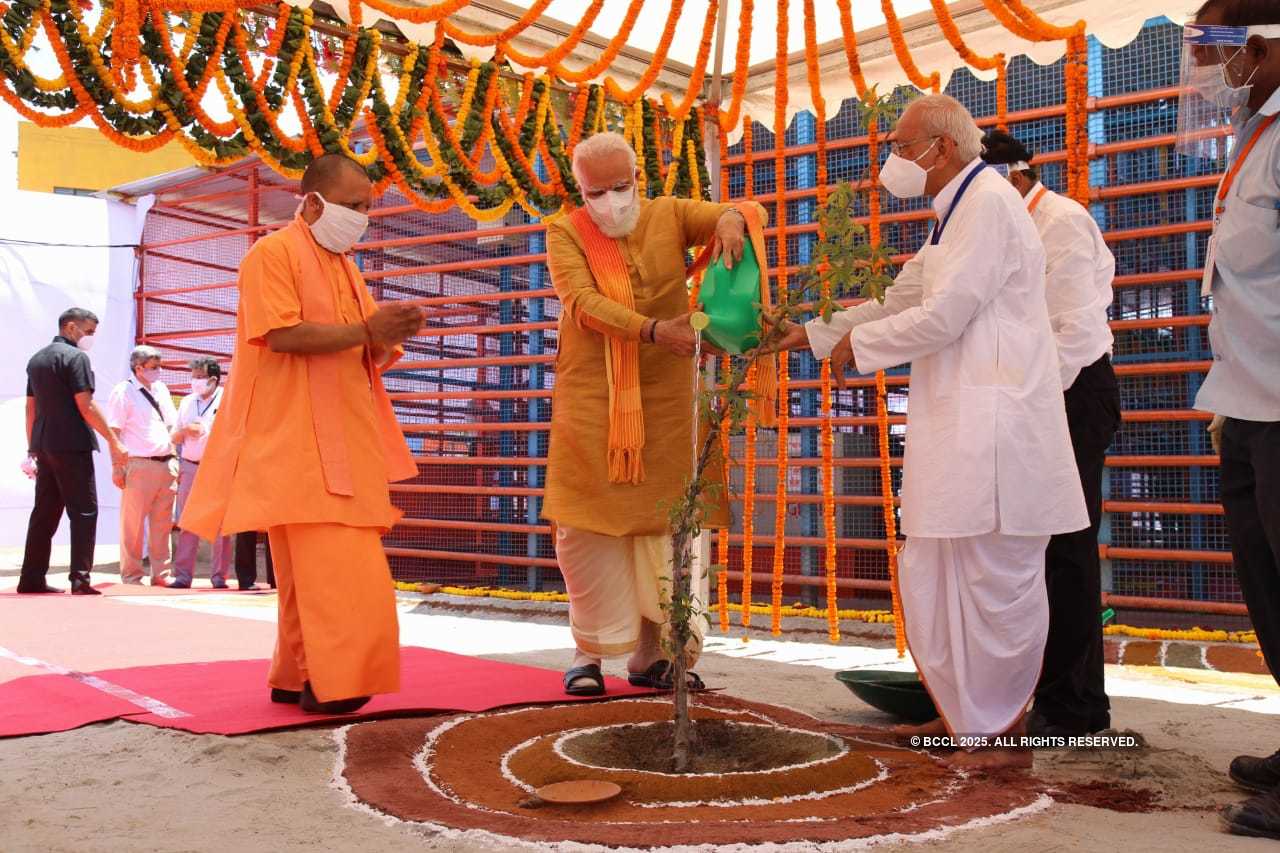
[0,190,149,547]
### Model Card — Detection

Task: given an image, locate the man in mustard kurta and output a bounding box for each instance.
[182,154,424,713]
[545,132,766,695]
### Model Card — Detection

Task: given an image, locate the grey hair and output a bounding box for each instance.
[909,94,984,162]
[571,132,637,189]
[130,345,162,369]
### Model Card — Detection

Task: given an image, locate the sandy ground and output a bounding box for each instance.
[1,548,1277,852]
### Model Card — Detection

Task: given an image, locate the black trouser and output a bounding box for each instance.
[1220,418,1280,688]
[20,451,98,591]
[1034,355,1121,731]
[234,531,275,589]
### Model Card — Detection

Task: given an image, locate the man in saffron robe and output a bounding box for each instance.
[544,132,767,695]
[182,154,424,713]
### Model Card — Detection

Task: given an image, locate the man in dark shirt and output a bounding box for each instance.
[21,308,127,594]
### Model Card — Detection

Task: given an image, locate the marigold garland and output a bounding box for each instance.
[876,370,906,657]
[717,355,733,632]
[660,0,715,121]
[769,0,789,637]
[716,0,752,133]
[882,0,940,93]
[804,0,839,644]
[602,0,686,104]
[741,366,758,628]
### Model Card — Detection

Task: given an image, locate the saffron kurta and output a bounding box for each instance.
[543,196,764,536]
[181,218,414,702]
[181,222,410,539]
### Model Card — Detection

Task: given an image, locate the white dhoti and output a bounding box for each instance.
[900,532,1050,737]
[555,525,708,665]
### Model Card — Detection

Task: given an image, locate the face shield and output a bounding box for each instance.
[1177,23,1280,159]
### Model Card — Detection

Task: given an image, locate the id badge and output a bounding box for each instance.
[1201,233,1218,298]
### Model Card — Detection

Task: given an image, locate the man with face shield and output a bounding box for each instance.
[774,95,1087,770]
[980,131,1121,740]
[1180,1,1280,840]
[544,132,767,696]
[181,154,424,714]
[169,357,232,589]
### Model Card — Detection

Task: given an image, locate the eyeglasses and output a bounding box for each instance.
[889,135,940,157]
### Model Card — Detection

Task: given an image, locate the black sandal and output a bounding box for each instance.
[563,663,606,696]
[627,660,705,691]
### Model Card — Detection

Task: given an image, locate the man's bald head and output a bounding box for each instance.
[299,152,374,223]
[301,153,369,196]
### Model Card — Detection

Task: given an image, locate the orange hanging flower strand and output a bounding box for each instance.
[882,0,940,93]
[717,0,753,133]
[835,0,870,98]
[876,371,906,657]
[770,0,790,637]
[804,0,839,643]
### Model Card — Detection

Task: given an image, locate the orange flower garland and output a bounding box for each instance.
[716,0,753,133]
[441,0,553,46]
[835,0,870,98]
[742,372,758,628]
[658,0,718,122]
[717,354,733,632]
[929,0,1008,126]
[493,0,607,72]
[769,0,789,637]
[603,0,686,104]
[876,370,906,657]
[567,84,590,153]
[506,0,635,84]
[882,0,940,93]
[358,0,470,25]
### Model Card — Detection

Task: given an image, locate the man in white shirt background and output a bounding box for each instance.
[775,94,1088,770]
[106,345,179,587]
[170,356,231,589]
[981,130,1122,738]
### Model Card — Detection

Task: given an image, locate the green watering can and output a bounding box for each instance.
[696,239,764,355]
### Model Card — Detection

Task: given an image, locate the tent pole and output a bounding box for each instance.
[706,0,730,203]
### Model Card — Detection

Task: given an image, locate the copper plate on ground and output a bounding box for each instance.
[535,780,622,805]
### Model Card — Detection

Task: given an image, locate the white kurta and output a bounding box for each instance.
[806,162,1089,539]
[1026,184,1115,391]
[806,161,1089,737]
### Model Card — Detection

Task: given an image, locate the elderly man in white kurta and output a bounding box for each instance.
[779,94,1088,770]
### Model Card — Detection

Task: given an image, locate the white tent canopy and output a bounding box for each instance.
[297,0,1185,139]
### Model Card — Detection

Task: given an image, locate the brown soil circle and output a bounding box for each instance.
[559,719,843,774]
[339,695,1051,848]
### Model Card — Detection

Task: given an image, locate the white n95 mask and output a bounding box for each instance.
[305,193,369,253]
[586,186,638,232]
[879,139,940,199]
[76,333,96,353]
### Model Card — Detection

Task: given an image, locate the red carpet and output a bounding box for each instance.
[0,647,654,737]
[0,673,142,737]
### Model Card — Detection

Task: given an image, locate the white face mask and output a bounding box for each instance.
[190,377,215,397]
[1190,50,1257,112]
[585,185,640,238]
[139,367,161,385]
[76,333,96,353]
[304,192,369,253]
[879,138,940,199]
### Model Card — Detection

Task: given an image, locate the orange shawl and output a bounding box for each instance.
[569,207,646,485]
[284,218,417,494]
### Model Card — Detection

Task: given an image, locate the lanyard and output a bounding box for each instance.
[196,388,220,419]
[1027,185,1050,214]
[929,163,987,245]
[1215,112,1279,218]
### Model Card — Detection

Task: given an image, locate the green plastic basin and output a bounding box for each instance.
[834,669,939,723]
